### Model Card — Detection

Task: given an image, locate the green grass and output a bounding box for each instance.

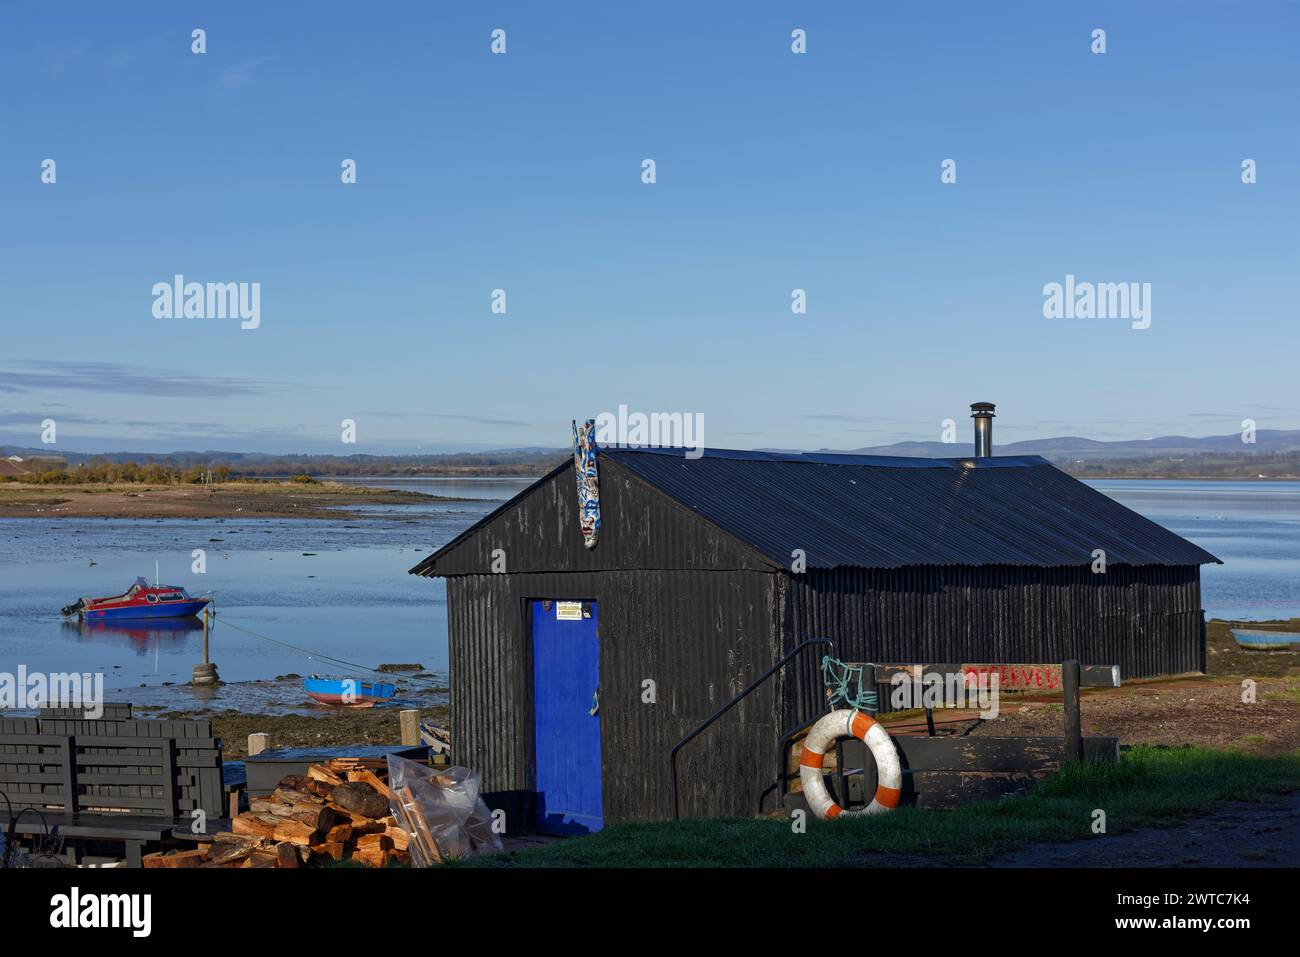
[464,746,1300,868]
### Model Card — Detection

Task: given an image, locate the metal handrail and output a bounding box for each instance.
[669,637,832,819]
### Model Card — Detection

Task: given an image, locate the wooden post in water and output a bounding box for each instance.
[1062,659,1083,761]
[192,604,220,686]
[248,733,270,756]
[400,710,420,747]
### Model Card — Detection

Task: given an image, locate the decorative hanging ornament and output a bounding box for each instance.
[572,418,601,549]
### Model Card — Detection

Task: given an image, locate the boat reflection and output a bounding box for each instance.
[62,616,204,652]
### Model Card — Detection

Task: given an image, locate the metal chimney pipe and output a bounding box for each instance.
[970,402,995,457]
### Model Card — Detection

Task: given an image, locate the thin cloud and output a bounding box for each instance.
[219,56,276,93]
[0,360,294,398]
[0,411,104,426]
[45,44,88,79]
[366,410,533,428]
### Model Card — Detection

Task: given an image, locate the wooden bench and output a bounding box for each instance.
[0,705,229,866]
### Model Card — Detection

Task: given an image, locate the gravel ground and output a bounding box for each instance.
[965,676,1299,755]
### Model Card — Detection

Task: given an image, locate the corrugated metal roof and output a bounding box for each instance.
[602,447,1220,569]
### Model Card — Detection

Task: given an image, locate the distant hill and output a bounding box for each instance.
[841,429,1300,460]
[5,428,1300,481]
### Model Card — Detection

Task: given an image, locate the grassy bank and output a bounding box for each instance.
[469,746,1300,867]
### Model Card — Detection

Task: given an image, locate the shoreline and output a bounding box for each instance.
[0,480,471,520]
[131,618,1295,762]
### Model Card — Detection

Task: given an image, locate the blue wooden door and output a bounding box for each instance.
[532,599,603,834]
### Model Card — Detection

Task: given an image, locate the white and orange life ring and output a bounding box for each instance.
[798,709,902,819]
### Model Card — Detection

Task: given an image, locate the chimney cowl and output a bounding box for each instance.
[970,402,995,457]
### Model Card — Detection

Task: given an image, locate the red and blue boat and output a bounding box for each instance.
[304,676,397,708]
[61,577,210,621]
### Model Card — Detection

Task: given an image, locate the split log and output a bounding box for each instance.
[355,833,394,852]
[272,843,300,869]
[328,757,385,772]
[395,784,441,864]
[206,841,260,867]
[232,813,281,840]
[384,826,411,852]
[271,819,319,846]
[143,849,205,869]
[302,777,336,798]
[273,787,322,807]
[324,823,353,844]
[249,797,296,817]
[314,842,345,862]
[347,769,392,801]
[288,803,334,830]
[350,847,386,868]
[307,764,344,788]
[330,781,388,820]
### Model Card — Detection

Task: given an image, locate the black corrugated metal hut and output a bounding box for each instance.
[409,423,1219,831]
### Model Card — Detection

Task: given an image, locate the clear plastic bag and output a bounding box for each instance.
[386,755,504,865]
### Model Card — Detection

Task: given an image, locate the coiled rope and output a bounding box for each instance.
[821,655,877,714]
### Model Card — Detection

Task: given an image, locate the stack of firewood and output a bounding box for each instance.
[143,758,412,869]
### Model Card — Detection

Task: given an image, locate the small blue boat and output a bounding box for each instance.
[304,676,397,707]
[1231,629,1300,651]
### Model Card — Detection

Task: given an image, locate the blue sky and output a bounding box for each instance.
[1,1,1296,454]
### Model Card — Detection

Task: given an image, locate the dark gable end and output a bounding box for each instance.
[410,456,778,578]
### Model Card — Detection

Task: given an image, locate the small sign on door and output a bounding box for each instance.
[555,601,584,621]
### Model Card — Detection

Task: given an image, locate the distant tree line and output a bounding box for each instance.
[1061,451,1300,480]
[0,450,567,485]
[1,459,236,485]
[229,451,566,478]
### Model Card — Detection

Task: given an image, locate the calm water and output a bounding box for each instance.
[1086,480,1300,621]
[0,477,1295,712]
[0,478,530,712]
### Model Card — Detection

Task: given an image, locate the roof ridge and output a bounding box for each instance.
[601,445,1051,469]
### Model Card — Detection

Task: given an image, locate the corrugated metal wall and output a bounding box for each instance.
[776,564,1204,727]
[447,568,779,823]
